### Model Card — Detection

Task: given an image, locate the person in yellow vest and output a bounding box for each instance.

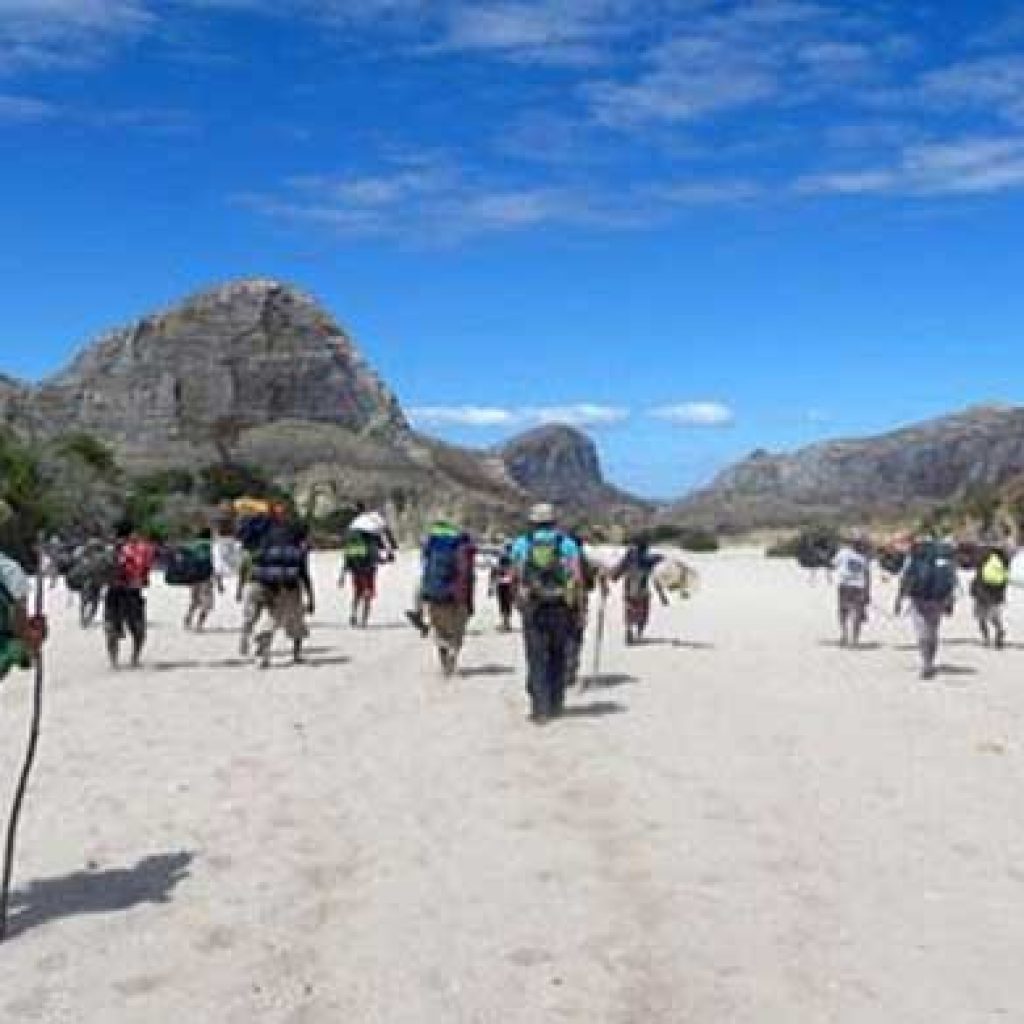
[971,546,1011,649]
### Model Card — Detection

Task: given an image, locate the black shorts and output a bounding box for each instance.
[104,587,146,639]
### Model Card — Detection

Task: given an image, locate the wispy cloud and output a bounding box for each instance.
[239,156,642,240]
[797,136,1024,196]
[0,0,152,73]
[0,91,57,120]
[409,403,629,429]
[650,402,735,427]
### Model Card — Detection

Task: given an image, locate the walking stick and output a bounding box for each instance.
[584,594,607,692]
[0,533,47,942]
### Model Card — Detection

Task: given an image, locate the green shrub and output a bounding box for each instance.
[767,524,839,564]
[646,523,720,552]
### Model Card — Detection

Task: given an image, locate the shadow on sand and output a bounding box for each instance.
[302,655,352,668]
[151,658,251,672]
[459,664,516,679]
[578,673,640,689]
[560,700,628,719]
[937,664,979,678]
[6,850,193,939]
[817,640,884,651]
[639,638,715,650]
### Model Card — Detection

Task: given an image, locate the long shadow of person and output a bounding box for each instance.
[578,673,639,689]
[559,701,628,719]
[7,850,194,939]
[458,664,516,679]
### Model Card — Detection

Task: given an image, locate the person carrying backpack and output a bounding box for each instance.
[181,528,219,632]
[104,520,155,669]
[971,546,1011,649]
[510,503,583,723]
[0,502,47,682]
[612,536,667,646]
[895,535,959,680]
[249,505,315,668]
[339,526,382,628]
[418,518,475,676]
[833,533,872,648]
[488,541,515,632]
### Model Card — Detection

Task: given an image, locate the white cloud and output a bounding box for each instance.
[0,0,152,72]
[0,92,57,120]
[409,403,629,429]
[241,158,623,240]
[650,402,735,427]
[408,406,517,427]
[796,136,1024,196]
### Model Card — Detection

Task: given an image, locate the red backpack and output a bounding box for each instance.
[116,539,153,588]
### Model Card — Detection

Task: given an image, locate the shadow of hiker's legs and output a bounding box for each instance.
[7,850,194,939]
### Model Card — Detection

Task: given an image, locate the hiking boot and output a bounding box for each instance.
[995,630,1006,650]
[920,666,937,681]
[405,610,429,637]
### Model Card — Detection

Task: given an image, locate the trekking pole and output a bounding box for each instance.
[0,532,47,942]
[584,594,607,692]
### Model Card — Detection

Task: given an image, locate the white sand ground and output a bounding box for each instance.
[1,549,1023,1023]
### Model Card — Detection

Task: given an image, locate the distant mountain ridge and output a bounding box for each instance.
[667,404,1024,530]
[1,279,647,533]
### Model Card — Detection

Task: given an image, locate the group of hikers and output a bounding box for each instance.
[8,491,1019,715]
[826,531,1019,679]
[0,497,683,724]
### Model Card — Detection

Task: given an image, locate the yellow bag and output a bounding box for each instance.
[982,553,1009,588]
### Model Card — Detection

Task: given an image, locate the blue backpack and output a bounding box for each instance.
[421,528,467,604]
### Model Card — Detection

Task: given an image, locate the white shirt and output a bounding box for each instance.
[833,547,870,589]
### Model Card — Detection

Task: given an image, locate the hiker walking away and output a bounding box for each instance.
[510,503,583,723]
[67,538,112,628]
[612,536,667,646]
[971,546,1011,649]
[340,525,383,628]
[104,520,155,669]
[419,518,475,676]
[895,536,958,680]
[488,541,516,632]
[249,505,315,668]
[0,506,47,683]
[833,533,872,648]
[183,528,220,632]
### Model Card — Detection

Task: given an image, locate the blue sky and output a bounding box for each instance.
[3,0,1024,496]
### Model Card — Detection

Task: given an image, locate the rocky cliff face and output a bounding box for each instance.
[29,279,407,461]
[499,426,604,500]
[1,280,646,535]
[668,405,1024,530]
[496,425,650,523]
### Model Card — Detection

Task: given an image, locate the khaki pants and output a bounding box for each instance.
[245,584,307,652]
[427,602,469,655]
[186,579,215,625]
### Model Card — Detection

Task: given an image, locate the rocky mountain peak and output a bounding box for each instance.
[498,425,605,501]
[30,278,408,463]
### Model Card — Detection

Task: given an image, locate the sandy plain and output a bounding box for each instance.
[1,548,1022,1023]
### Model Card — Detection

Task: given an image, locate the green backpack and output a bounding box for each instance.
[0,577,30,680]
[523,533,570,604]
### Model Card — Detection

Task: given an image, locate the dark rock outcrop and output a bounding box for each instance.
[667,405,1024,530]
[29,279,407,462]
[496,425,650,522]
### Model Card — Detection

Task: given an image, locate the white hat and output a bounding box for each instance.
[528,502,556,525]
